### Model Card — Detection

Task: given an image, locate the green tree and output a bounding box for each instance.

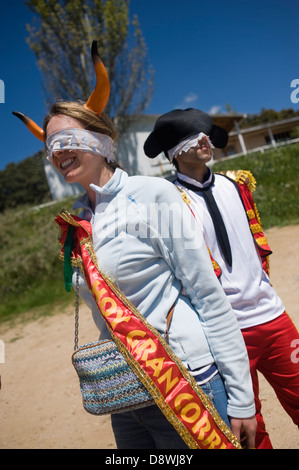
[240,107,299,129]
[0,153,50,212]
[25,0,154,133]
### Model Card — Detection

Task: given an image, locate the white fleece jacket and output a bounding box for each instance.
[73,169,255,419]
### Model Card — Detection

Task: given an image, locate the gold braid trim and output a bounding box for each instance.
[221,170,256,193]
[246,209,255,220]
[255,236,269,247]
[253,203,262,225]
[250,223,263,234]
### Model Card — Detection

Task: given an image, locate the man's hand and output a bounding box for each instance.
[230,416,257,449]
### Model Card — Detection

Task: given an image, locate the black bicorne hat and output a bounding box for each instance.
[144,108,228,159]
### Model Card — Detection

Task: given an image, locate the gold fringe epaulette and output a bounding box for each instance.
[221,170,256,193]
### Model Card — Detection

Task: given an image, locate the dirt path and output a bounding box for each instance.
[0,225,298,449]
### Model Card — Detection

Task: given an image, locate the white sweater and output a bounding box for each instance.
[73,169,255,419]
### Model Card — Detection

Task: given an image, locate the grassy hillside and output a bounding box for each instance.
[0,197,80,323]
[0,143,298,323]
[213,143,299,228]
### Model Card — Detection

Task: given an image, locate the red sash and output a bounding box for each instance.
[236,180,271,275]
[55,210,241,449]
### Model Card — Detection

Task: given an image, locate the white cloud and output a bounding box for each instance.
[175,92,198,109]
[208,105,223,115]
[184,92,198,104]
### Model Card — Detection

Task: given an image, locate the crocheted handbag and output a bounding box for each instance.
[72,270,175,415]
[72,339,154,415]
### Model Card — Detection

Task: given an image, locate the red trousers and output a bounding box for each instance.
[242,312,299,449]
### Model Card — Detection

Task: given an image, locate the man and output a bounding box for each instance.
[144,108,299,449]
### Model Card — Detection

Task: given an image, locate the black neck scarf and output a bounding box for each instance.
[177,173,232,267]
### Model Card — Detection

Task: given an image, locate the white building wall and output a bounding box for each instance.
[43,159,83,200]
[116,128,173,176]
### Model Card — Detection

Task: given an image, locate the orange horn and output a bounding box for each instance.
[84,40,110,115]
[12,111,44,142]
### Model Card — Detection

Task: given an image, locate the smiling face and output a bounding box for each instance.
[46,114,109,188]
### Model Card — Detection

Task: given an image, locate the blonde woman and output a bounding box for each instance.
[13,43,256,449]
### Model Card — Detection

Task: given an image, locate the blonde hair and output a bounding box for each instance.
[43,101,121,170]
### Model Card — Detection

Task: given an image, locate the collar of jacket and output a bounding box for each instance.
[73,168,128,212]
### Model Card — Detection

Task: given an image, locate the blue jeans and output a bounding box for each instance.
[111,372,230,449]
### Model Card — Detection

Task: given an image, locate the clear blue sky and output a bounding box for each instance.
[0,0,298,170]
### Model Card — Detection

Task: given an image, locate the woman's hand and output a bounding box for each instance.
[230,416,257,449]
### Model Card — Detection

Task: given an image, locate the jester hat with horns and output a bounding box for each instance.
[13,41,110,142]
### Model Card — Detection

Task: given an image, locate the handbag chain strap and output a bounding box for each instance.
[74,268,80,351]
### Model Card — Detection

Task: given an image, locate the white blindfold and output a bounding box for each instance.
[46,128,115,162]
[167,132,214,162]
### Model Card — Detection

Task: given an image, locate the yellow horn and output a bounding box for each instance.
[84,40,110,115]
[12,42,109,140]
[12,111,44,142]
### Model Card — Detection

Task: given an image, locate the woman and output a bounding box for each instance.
[13,42,256,449]
[42,101,256,447]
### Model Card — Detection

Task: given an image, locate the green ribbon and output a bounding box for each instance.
[64,225,75,292]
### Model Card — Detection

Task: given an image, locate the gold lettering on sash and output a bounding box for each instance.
[126,330,157,360]
[146,357,165,377]
[110,311,130,328]
[135,338,157,361]
[175,393,223,448]
[91,281,107,303]
[202,429,225,449]
[91,280,130,327]
[99,296,117,315]
[157,367,179,393]
[181,402,201,423]
[192,414,211,437]
[126,330,147,348]
[174,393,193,410]
[127,331,158,361]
